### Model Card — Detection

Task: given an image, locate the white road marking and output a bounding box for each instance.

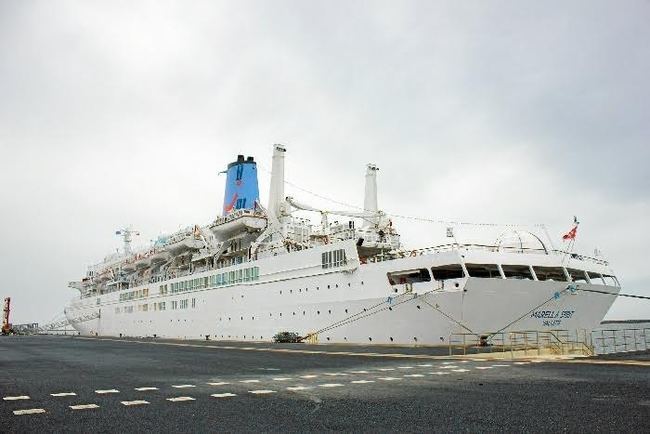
[430,371,450,375]
[442,361,455,365]
[171,384,196,389]
[258,368,281,371]
[440,365,458,369]
[319,383,344,388]
[166,396,195,402]
[3,396,30,401]
[417,364,433,367]
[403,374,425,378]
[491,364,510,367]
[240,379,260,383]
[134,387,159,391]
[95,389,119,394]
[286,386,311,391]
[377,377,401,381]
[272,377,292,381]
[70,404,100,410]
[377,368,395,371]
[300,375,318,379]
[351,380,375,384]
[51,392,76,397]
[249,390,276,394]
[13,408,45,416]
[459,360,470,363]
[514,362,530,365]
[398,366,414,369]
[452,369,470,373]
[348,370,370,374]
[121,400,149,406]
[211,393,237,398]
[324,373,348,376]
[475,367,493,370]
[207,382,230,386]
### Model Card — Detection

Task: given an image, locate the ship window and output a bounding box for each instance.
[533,267,567,281]
[431,264,465,280]
[501,265,534,280]
[566,268,588,283]
[587,272,605,285]
[322,249,347,269]
[387,269,431,285]
[465,264,502,278]
[602,274,619,287]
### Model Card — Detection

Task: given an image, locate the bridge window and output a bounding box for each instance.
[502,265,534,280]
[566,268,589,283]
[322,249,347,269]
[431,264,465,280]
[602,274,620,287]
[465,264,501,278]
[387,269,431,285]
[533,266,566,281]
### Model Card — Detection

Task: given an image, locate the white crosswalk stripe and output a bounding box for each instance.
[70,404,100,410]
[95,389,119,394]
[167,396,195,402]
[3,396,30,401]
[171,384,195,388]
[249,390,276,394]
[211,393,237,398]
[13,408,45,415]
[319,383,344,388]
[207,382,230,386]
[351,380,375,384]
[51,392,76,397]
[134,387,159,391]
[121,400,150,406]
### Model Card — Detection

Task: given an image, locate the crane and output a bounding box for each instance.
[2,297,13,335]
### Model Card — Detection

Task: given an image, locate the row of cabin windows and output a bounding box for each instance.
[115,298,196,314]
[387,264,618,286]
[119,288,149,302]
[159,267,260,295]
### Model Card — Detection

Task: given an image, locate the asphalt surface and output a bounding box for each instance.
[1,336,648,433]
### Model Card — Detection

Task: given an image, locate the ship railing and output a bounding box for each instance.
[448,329,595,358]
[410,244,608,266]
[591,328,650,354]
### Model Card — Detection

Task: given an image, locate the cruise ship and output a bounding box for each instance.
[65,145,621,345]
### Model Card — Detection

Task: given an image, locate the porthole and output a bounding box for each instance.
[413,337,418,342]
[299,288,302,292]
[345,309,348,313]
[305,288,308,292]
[361,281,364,285]
[328,310,331,314]
[389,307,393,311]
[327,285,330,289]
[335,284,339,288]
[317,311,320,315]
[270,313,272,317]
[292,312,296,316]
[280,290,282,294]
[394,288,398,293]
[326,337,330,341]
[252,316,254,320]
[363,308,367,312]
[316,286,319,290]
[344,337,347,341]
[280,313,282,317]
[290,290,293,294]
[240,316,243,320]
[417,305,421,309]
[347,283,351,287]
[368,337,372,341]
[302,311,305,315]
[390,337,394,342]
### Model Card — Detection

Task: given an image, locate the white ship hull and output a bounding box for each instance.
[65,240,620,345]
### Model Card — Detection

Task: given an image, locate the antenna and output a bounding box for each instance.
[115,226,140,255]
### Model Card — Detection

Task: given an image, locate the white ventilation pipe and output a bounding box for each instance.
[267,144,286,219]
[363,164,379,227]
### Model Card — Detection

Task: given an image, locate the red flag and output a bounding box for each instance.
[562,225,578,241]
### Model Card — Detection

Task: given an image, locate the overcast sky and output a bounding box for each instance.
[1,1,648,324]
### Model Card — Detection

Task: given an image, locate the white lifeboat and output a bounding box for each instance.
[210,210,267,239]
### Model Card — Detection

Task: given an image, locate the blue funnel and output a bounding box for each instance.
[222,155,260,216]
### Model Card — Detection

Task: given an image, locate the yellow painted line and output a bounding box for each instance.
[75,337,459,360]
[3,396,30,401]
[13,408,46,416]
[558,359,650,367]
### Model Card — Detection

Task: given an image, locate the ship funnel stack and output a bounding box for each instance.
[267,144,286,219]
[222,155,260,216]
[363,164,379,227]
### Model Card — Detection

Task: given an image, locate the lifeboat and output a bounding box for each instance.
[210,210,267,239]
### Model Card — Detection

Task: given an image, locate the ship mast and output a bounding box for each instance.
[116,226,140,256]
